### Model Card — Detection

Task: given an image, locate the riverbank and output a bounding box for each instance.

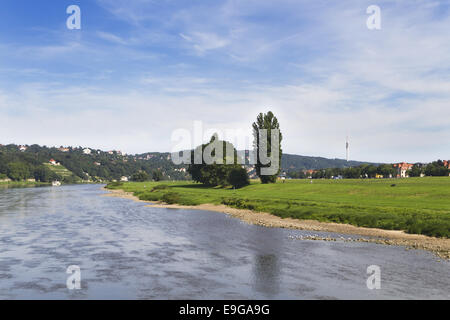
[103,187,450,260]
[0,181,50,187]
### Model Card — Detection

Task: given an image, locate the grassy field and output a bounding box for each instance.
[106,177,450,238]
[0,181,50,187]
[43,163,74,179]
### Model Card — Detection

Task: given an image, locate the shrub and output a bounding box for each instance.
[106,181,124,188]
[152,184,169,192]
[139,192,162,202]
[228,167,250,189]
[162,192,181,204]
[221,197,256,210]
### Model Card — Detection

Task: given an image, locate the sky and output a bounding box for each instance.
[0,0,449,163]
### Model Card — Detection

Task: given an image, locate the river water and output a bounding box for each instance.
[0,184,448,299]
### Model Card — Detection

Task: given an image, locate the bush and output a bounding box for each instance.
[221,197,256,210]
[161,192,181,204]
[106,181,124,188]
[152,184,169,192]
[228,167,250,189]
[138,192,161,201]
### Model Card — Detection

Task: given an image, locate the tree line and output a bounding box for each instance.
[287,161,450,179]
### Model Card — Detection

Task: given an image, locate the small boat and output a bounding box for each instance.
[52,181,61,187]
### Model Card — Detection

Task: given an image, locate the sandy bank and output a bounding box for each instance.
[103,188,450,260]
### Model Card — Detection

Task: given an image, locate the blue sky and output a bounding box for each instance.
[0,0,449,162]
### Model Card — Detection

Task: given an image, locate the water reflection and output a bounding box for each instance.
[252,254,280,297]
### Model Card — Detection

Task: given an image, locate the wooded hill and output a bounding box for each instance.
[0,144,190,183]
[282,153,376,171]
[0,143,375,183]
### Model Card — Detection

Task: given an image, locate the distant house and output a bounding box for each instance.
[19,145,27,152]
[304,169,318,178]
[444,160,450,169]
[49,159,60,166]
[393,162,414,178]
[83,148,92,155]
[94,162,101,166]
[58,147,70,153]
[120,176,129,182]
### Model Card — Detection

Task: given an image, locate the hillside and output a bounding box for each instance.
[43,163,78,180]
[282,153,377,171]
[0,143,377,183]
[0,144,190,183]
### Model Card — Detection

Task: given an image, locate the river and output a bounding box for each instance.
[0,184,448,299]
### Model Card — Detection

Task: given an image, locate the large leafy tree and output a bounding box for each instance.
[131,171,150,182]
[252,111,283,183]
[188,135,246,187]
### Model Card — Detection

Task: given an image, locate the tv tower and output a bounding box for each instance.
[346,136,349,162]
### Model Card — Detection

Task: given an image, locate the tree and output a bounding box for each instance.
[152,169,163,181]
[7,162,30,181]
[343,167,362,179]
[33,165,60,182]
[228,167,250,189]
[377,164,395,178]
[409,165,423,177]
[188,135,245,187]
[425,161,449,176]
[252,111,283,184]
[131,171,149,182]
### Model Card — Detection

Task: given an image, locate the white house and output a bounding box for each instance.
[83,148,92,155]
[120,176,129,182]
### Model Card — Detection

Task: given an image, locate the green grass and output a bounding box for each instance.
[0,181,50,187]
[44,163,74,178]
[106,177,450,238]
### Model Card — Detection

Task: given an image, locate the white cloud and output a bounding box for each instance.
[180,32,230,54]
[96,31,129,45]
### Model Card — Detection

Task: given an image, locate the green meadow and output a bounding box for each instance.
[43,163,74,179]
[0,181,50,187]
[107,177,450,238]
